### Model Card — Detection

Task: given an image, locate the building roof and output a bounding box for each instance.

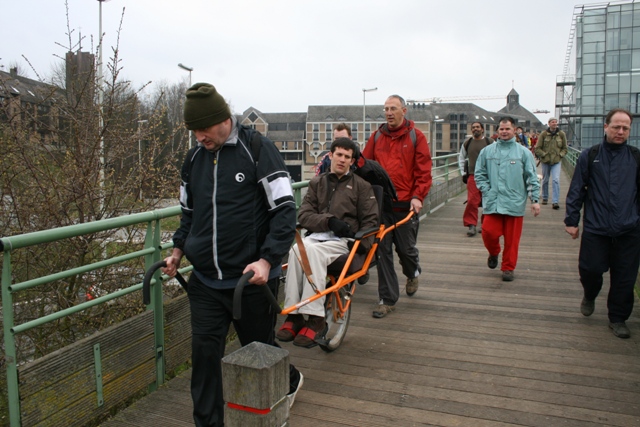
[0,69,63,104]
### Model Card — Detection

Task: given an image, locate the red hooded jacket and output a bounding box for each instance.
[362,119,432,204]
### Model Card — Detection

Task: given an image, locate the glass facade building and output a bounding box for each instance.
[559,1,640,148]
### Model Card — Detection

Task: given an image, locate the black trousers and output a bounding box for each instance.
[188,274,300,427]
[579,225,640,323]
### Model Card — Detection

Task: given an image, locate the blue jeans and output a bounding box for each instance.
[541,162,561,204]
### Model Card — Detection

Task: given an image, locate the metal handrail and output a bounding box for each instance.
[0,156,461,426]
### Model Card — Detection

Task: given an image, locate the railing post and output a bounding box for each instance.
[144,219,166,391]
[2,250,21,426]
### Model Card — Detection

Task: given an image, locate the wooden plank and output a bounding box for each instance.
[98,170,640,427]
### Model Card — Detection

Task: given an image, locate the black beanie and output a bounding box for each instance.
[183,83,231,130]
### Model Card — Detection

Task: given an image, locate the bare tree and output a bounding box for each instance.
[0,4,189,369]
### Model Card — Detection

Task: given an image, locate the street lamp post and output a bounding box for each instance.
[431,119,444,159]
[362,87,377,142]
[97,0,110,214]
[178,63,193,86]
[178,63,194,148]
[137,120,148,201]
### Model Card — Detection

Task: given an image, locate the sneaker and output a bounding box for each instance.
[467,225,477,237]
[609,322,631,339]
[542,199,548,205]
[287,372,304,408]
[552,203,560,210]
[580,297,595,317]
[502,270,514,281]
[406,277,419,296]
[487,255,498,269]
[372,303,395,318]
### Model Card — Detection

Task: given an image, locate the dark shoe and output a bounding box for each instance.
[542,200,548,205]
[487,255,498,269]
[609,322,631,339]
[293,315,327,348]
[358,272,370,285]
[552,203,560,210]
[372,303,395,318]
[467,225,477,237]
[580,297,595,316]
[276,314,304,342]
[502,270,514,281]
[406,277,419,296]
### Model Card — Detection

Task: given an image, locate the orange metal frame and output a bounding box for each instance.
[279,211,414,318]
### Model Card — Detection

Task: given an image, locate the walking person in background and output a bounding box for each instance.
[459,122,493,237]
[362,94,432,318]
[474,117,540,282]
[565,108,640,339]
[536,118,568,209]
[315,123,352,176]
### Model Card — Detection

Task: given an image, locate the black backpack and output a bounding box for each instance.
[354,155,398,213]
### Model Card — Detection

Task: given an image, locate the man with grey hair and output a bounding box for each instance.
[361,94,432,318]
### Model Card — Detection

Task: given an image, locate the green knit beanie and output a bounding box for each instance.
[183,83,231,130]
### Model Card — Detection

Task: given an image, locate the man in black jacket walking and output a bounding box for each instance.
[565,108,640,339]
[161,83,302,426]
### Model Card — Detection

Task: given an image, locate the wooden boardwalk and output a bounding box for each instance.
[102,170,640,427]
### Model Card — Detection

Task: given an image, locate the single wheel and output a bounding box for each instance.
[319,283,353,352]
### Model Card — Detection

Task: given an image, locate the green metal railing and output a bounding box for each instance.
[0,154,462,426]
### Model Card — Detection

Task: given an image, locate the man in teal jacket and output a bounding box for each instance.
[474,116,541,281]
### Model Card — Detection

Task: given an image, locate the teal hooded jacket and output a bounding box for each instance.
[474,137,540,217]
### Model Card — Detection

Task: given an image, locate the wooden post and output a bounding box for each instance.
[222,341,290,426]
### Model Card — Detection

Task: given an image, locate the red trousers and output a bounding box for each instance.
[481,214,524,271]
[463,175,482,227]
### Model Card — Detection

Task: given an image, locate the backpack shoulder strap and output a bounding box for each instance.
[374,128,417,147]
[628,145,640,164]
[250,130,262,165]
[628,146,640,189]
[463,137,473,152]
[585,144,600,188]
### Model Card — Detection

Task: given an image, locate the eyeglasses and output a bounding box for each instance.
[609,125,631,132]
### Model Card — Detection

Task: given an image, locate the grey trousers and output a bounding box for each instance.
[377,210,421,305]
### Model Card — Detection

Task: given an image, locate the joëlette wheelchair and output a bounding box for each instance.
[142,185,413,353]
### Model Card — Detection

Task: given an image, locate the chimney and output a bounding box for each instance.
[10,67,17,78]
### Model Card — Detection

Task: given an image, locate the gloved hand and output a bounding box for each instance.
[328,217,355,238]
[462,174,468,184]
[347,240,368,254]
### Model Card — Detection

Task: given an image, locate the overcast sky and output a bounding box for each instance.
[3,0,579,122]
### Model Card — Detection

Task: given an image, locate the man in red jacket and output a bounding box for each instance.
[362,95,432,318]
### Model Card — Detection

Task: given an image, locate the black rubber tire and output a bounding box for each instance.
[319,284,352,352]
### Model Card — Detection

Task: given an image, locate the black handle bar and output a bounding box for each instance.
[142,260,188,305]
[233,271,282,320]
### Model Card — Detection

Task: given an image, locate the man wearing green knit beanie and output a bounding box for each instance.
[182,83,232,152]
[163,83,303,426]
